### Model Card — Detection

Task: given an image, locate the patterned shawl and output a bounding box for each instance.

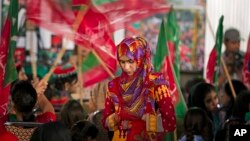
[109,37,167,118]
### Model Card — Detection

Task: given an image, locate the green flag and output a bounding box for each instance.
[154,11,187,141]
[4,0,18,85]
[206,16,224,89]
[154,10,187,119]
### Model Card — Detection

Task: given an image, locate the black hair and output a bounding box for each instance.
[11,80,37,122]
[60,100,88,129]
[71,120,99,141]
[183,107,213,141]
[222,80,247,119]
[232,90,250,121]
[223,79,247,99]
[54,73,77,90]
[30,121,71,141]
[190,82,216,120]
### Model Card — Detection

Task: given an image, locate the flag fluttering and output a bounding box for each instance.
[154,10,187,119]
[206,16,224,88]
[0,0,18,123]
[25,0,171,86]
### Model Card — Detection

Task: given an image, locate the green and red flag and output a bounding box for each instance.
[242,34,250,89]
[154,11,187,141]
[206,16,224,88]
[0,0,18,124]
[154,11,187,119]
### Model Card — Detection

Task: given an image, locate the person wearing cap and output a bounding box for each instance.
[218,28,245,88]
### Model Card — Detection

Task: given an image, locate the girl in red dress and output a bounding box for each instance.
[102,37,176,141]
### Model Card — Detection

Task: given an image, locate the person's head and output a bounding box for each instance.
[117,36,152,77]
[16,64,28,81]
[184,77,206,107]
[224,28,241,53]
[190,82,218,113]
[183,107,213,141]
[233,90,250,121]
[71,120,99,141]
[54,65,79,93]
[60,100,88,129]
[219,79,247,107]
[11,80,37,121]
[30,121,71,141]
[89,110,111,141]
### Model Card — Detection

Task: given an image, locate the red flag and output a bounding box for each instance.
[206,16,224,87]
[95,0,170,32]
[0,0,18,124]
[26,0,117,86]
[25,0,170,86]
[242,35,250,89]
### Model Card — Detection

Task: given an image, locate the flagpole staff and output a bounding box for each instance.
[92,49,115,79]
[205,6,236,98]
[42,47,67,83]
[26,20,37,79]
[77,46,84,106]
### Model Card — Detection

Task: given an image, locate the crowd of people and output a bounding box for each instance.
[0,27,250,141]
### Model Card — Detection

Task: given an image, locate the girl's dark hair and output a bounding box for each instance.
[30,121,71,141]
[60,100,88,129]
[71,120,98,141]
[232,90,250,121]
[222,80,247,119]
[11,80,37,122]
[184,107,213,141]
[190,82,215,120]
[223,79,247,100]
[54,73,77,90]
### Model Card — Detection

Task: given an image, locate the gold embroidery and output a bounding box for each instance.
[155,85,170,101]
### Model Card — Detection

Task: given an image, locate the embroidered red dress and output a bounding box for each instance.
[102,37,176,141]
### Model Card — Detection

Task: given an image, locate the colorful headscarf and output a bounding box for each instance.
[117,36,152,82]
[114,36,156,117]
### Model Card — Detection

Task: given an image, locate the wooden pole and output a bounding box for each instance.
[77,46,84,106]
[92,50,115,79]
[26,21,37,79]
[42,47,66,83]
[205,5,236,98]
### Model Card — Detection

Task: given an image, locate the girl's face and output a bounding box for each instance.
[66,79,79,94]
[119,55,137,76]
[204,91,219,112]
[219,90,231,107]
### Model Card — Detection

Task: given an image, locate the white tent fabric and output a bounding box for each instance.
[204,0,250,77]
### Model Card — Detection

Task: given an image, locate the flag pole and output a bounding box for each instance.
[26,20,37,79]
[205,8,236,98]
[77,46,84,107]
[92,49,115,79]
[42,46,67,83]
